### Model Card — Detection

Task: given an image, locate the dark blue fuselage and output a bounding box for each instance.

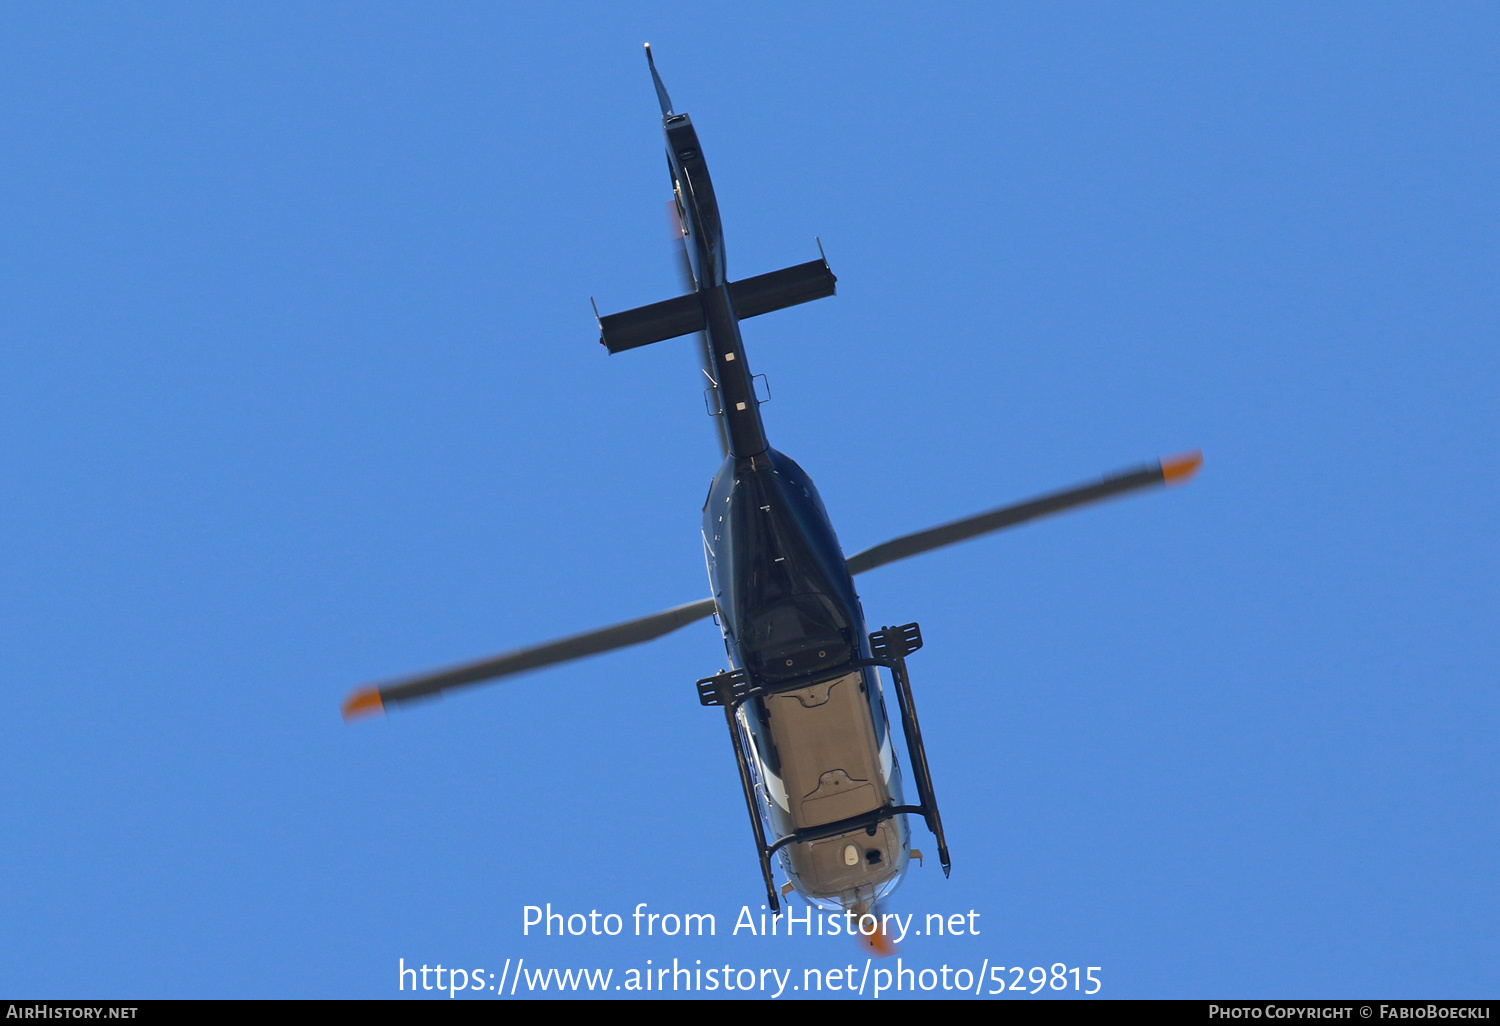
[666,112,910,907]
[667,110,866,699]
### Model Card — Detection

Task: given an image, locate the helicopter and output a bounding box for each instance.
[341,45,1201,930]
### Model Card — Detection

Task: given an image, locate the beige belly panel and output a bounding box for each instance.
[793,817,905,897]
[765,672,888,831]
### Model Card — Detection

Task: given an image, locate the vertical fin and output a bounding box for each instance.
[644,43,674,117]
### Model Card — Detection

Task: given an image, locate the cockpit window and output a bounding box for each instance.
[742,595,851,682]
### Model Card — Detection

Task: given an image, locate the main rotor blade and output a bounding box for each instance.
[341,597,717,720]
[845,451,1202,576]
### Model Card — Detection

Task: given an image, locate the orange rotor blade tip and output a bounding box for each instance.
[341,687,385,722]
[1161,449,1203,484]
[861,923,899,959]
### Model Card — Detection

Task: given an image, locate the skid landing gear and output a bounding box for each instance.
[697,622,951,913]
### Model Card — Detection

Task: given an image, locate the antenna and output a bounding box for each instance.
[644,43,674,118]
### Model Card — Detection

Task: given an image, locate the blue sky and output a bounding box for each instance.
[1,3,1495,999]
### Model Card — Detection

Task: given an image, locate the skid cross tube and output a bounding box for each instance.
[763,803,929,859]
[697,621,952,908]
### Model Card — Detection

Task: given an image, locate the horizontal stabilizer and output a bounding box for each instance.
[729,257,837,320]
[598,292,705,354]
[599,257,837,353]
